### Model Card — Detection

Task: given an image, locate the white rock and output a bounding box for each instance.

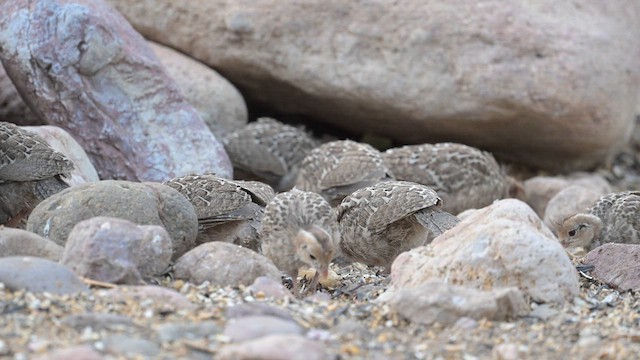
[385,199,579,304]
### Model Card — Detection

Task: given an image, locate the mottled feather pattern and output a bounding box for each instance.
[223,118,317,177]
[0,122,74,182]
[588,191,640,246]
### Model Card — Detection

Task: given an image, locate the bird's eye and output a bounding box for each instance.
[568,230,576,237]
[309,254,316,260]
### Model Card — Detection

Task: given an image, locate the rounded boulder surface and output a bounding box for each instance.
[386,199,579,305]
[0,227,63,261]
[62,216,173,284]
[26,180,198,259]
[0,256,88,294]
[174,242,281,287]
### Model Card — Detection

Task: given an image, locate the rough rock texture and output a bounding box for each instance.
[173,242,281,287]
[150,42,248,139]
[0,0,232,181]
[62,217,173,284]
[0,227,63,261]
[108,0,640,171]
[26,180,198,259]
[387,281,529,326]
[0,63,41,126]
[386,199,579,304]
[216,334,328,360]
[223,315,305,342]
[0,256,88,294]
[585,243,640,291]
[21,125,99,186]
[524,173,612,218]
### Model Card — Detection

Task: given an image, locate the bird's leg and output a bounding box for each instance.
[289,271,301,298]
[303,270,320,296]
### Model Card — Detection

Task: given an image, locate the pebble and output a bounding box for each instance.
[223,315,305,342]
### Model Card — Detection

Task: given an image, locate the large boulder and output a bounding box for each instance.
[149,42,248,139]
[107,0,640,171]
[0,256,88,294]
[26,180,198,259]
[0,63,41,126]
[0,0,232,181]
[385,199,579,304]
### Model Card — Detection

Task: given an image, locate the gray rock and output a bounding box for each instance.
[0,0,232,181]
[61,313,137,331]
[174,242,281,286]
[216,334,330,360]
[109,0,640,172]
[226,302,295,322]
[0,227,63,261]
[0,256,88,294]
[62,216,173,284]
[26,180,198,259]
[224,315,305,342]
[585,243,640,291]
[387,280,529,326]
[102,335,159,358]
[101,285,195,312]
[385,199,579,304]
[156,321,218,343]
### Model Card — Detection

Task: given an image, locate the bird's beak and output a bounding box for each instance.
[319,265,329,280]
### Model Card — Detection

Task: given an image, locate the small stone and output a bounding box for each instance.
[585,243,640,291]
[247,276,293,300]
[32,345,103,360]
[102,335,159,358]
[216,334,329,360]
[0,256,88,294]
[61,313,137,331]
[156,321,218,342]
[102,285,195,312]
[224,315,305,342]
[226,303,295,322]
[0,227,63,261]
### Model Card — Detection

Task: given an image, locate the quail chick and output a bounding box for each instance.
[383,143,523,215]
[164,173,275,252]
[557,191,640,253]
[223,117,318,191]
[296,139,394,206]
[260,188,340,296]
[337,180,459,270]
[0,121,74,227]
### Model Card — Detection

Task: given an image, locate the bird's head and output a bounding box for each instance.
[557,213,602,250]
[293,225,336,279]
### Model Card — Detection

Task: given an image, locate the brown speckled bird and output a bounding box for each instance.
[164,173,275,252]
[295,139,394,206]
[223,117,318,191]
[383,143,522,215]
[259,188,340,296]
[337,180,459,270]
[557,191,640,253]
[0,121,74,227]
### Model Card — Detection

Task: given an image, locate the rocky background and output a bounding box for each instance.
[1,0,640,359]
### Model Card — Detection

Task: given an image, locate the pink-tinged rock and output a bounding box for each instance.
[223,315,305,342]
[26,180,198,259]
[0,0,232,181]
[216,334,328,360]
[101,285,195,311]
[174,242,281,287]
[386,199,579,304]
[248,276,294,300]
[150,42,248,139]
[33,345,103,360]
[585,243,640,291]
[0,256,88,294]
[0,63,41,126]
[62,216,173,284]
[21,125,99,186]
[0,227,63,261]
[387,280,529,326]
[108,1,640,172]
